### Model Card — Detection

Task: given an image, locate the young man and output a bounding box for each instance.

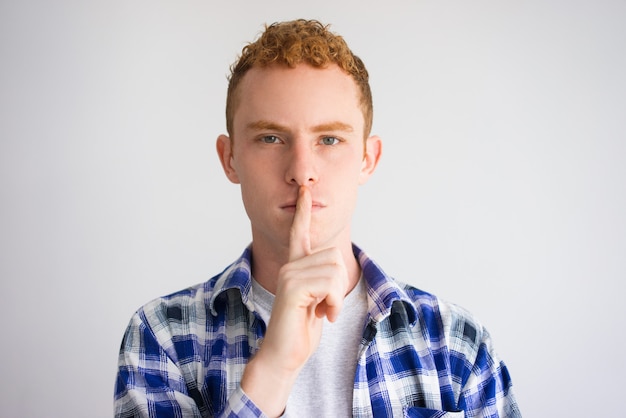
[115,19,521,417]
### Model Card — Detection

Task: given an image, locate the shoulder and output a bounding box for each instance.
[121,280,213,349]
[118,272,243,363]
[390,281,519,414]
[136,281,207,322]
[397,281,491,356]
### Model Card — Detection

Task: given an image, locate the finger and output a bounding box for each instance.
[282,249,348,322]
[316,288,345,323]
[289,185,312,261]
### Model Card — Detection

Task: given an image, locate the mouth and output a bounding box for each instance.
[280,201,325,212]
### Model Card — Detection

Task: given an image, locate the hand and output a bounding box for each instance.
[270,185,349,364]
[240,185,349,416]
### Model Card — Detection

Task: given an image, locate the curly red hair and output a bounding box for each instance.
[225,19,373,138]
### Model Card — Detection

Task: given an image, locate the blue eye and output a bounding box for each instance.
[262,136,281,144]
[321,137,339,145]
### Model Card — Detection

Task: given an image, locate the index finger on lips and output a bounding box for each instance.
[288,185,312,261]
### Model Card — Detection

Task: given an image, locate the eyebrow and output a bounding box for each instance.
[247,120,288,132]
[311,121,354,133]
[246,120,354,133]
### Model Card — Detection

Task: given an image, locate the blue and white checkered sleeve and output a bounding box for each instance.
[115,307,268,417]
[444,303,522,418]
[218,387,268,418]
[114,309,204,418]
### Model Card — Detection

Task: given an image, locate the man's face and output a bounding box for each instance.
[217,63,380,253]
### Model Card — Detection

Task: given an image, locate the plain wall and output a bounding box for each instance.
[1,1,625,416]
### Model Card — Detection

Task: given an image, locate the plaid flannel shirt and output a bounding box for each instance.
[115,245,521,417]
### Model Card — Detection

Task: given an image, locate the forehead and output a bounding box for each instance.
[232,63,364,132]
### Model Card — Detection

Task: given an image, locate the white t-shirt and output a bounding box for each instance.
[251,276,369,417]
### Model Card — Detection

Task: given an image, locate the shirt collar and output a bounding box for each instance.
[208,244,418,326]
[208,245,257,316]
[353,244,418,326]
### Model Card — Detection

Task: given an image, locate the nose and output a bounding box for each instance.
[285,142,318,186]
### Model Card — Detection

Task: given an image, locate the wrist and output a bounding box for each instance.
[240,349,299,417]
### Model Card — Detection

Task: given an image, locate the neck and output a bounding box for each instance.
[250,238,361,295]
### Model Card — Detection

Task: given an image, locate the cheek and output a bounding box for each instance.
[238,169,277,213]
[239,183,267,224]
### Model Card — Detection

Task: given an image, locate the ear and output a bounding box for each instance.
[216,134,240,184]
[359,135,382,185]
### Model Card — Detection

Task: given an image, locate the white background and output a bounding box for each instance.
[1,1,625,417]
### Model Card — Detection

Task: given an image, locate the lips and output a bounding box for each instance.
[280,201,325,211]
